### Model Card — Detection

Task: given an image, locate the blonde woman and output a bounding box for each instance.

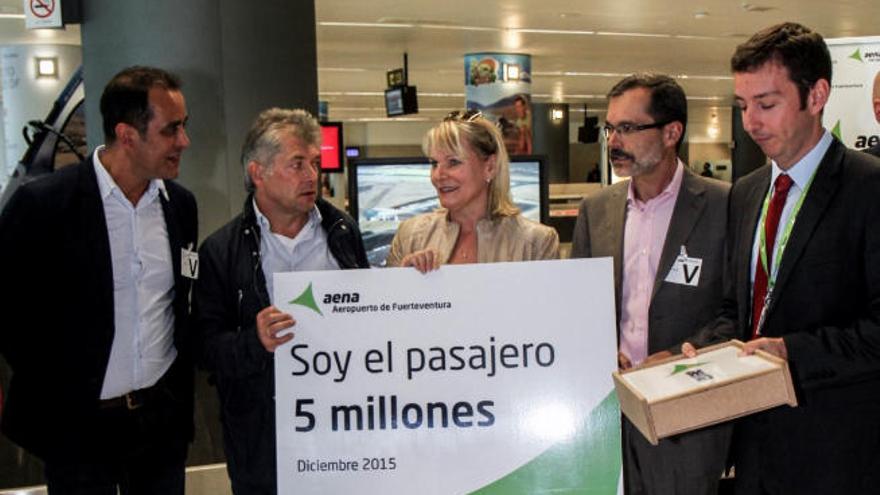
[386,110,559,271]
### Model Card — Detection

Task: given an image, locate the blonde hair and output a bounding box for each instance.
[422,114,519,217]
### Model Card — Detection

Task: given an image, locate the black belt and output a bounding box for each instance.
[98,360,181,411]
[99,386,159,411]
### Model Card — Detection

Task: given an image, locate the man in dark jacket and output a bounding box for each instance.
[192,108,368,494]
[0,66,197,493]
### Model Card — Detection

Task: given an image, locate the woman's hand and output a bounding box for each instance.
[401,249,441,273]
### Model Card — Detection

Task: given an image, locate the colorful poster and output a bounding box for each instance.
[464,52,532,155]
[273,259,622,494]
[824,37,880,151]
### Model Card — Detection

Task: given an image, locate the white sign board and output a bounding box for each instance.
[24,0,62,29]
[274,258,622,494]
[824,36,880,151]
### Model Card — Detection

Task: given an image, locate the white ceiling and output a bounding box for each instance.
[1,0,879,139]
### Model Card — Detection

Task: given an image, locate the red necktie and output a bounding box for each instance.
[751,174,794,339]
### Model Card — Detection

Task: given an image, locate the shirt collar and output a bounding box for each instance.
[626,159,685,206]
[252,198,322,238]
[92,145,167,203]
[770,130,832,191]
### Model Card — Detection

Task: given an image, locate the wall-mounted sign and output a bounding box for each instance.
[24,0,63,29]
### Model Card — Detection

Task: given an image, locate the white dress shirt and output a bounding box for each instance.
[750,131,833,285]
[254,200,340,303]
[93,147,177,400]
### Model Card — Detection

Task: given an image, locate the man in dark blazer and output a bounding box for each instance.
[192,108,369,494]
[0,66,197,494]
[685,23,880,494]
[571,74,731,495]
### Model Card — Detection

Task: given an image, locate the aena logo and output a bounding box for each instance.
[849,48,863,63]
[289,282,323,316]
[289,282,362,316]
[669,362,708,376]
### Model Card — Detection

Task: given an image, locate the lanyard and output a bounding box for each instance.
[757,168,818,289]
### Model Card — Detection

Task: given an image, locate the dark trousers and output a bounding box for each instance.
[43,372,190,495]
[44,437,186,495]
[623,417,731,495]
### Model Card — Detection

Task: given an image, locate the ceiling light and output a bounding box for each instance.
[596,31,671,38]
[551,108,565,121]
[707,125,720,138]
[504,63,521,81]
[35,57,58,79]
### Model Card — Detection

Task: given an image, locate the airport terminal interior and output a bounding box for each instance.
[0,0,878,493]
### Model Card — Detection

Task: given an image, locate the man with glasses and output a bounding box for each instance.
[192,108,368,494]
[571,73,731,495]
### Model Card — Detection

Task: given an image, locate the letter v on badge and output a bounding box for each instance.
[664,246,701,287]
[182,244,199,280]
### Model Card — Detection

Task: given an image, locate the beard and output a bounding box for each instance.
[609,146,661,177]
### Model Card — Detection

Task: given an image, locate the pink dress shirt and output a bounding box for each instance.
[619,161,684,366]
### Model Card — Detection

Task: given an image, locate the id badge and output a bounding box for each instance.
[664,246,702,287]
[181,245,199,280]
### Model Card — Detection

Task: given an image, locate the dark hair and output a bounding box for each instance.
[607,73,687,152]
[100,66,182,143]
[731,22,831,110]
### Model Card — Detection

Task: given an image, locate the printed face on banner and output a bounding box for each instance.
[823,38,880,151]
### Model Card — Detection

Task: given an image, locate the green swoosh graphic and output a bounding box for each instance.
[289,282,323,316]
[670,362,708,376]
[470,391,621,494]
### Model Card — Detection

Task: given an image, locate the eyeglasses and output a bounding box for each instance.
[602,121,670,139]
[444,110,483,122]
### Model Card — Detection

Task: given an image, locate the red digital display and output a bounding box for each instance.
[320,123,343,172]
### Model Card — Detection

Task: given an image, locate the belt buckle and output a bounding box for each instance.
[124,392,143,410]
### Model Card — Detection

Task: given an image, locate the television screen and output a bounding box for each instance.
[385,88,404,117]
[348,156,548,267]
[319,122,344,173]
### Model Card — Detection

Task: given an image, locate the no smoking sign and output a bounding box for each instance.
[24,0,62,29]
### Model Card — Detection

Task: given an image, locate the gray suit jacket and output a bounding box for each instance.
[571,167,730,354]
[571,167,732,494]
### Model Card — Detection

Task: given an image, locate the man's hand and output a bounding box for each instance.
[401,248,441,273]
[618,351,633,370]
[256,305,295,353]
[741,337,788,360]
[681,342,698,358]
[643,350,674,366]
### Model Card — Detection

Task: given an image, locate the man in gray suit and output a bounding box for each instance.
[571,73,731,495]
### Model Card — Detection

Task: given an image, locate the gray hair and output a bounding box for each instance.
[241,108,321,193]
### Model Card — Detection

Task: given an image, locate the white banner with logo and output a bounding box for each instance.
[273,258,622,494]
[824,36,880,151]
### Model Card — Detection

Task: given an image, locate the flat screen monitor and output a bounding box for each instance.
[348,155,549,267]
[384,88,404,117]
[320,122,344,173]
[384,85,418,117]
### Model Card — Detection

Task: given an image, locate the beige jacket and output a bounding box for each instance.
[386,209,559,266]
